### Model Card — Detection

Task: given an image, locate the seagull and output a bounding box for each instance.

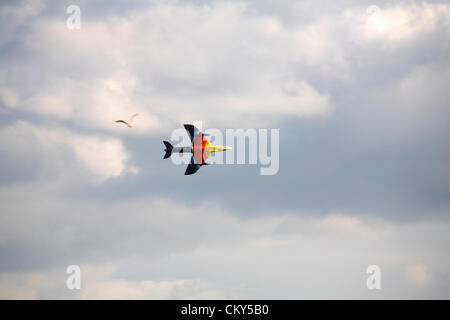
[115,113,139,128]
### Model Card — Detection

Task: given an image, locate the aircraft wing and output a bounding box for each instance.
[185,156,202,175]
[184,124,203,143]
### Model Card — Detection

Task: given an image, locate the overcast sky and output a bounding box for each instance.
[0,0,450,299]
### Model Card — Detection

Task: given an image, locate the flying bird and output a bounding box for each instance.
[115,113,139,128]
[163,124,231,175]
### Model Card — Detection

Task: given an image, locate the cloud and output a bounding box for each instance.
[1,1,335,131]
[359,3,450,43]
[2,1,449,131]
[0,272,44,299]
[1,0,450,300]
[405,264,432,287]
[0,87,20,108]
[81,278,226,299]
[0,190,449,298]
[0,0,44,46]
[0,264,228,299]
[0,121,136,182]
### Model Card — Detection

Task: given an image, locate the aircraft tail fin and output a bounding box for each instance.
[163,141,173,159]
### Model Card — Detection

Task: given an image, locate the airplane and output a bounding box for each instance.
[163,124,231,175]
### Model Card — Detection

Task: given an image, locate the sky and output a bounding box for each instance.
[0,0,449,299]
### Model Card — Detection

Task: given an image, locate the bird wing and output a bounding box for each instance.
[129,113,139,123]
[115,120,128,125]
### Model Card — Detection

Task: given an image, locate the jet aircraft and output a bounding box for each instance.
[163,124,231,175]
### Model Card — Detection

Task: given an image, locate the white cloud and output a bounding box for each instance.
[0,121,136,181]
[0,264,228,299]
[405,264,432,287]
[0,87,20,108]
[81,278,225,300]
[0,273,43,299]
[18,73,160,134]
[1,1,336,131]
[1,1,449,132]
[362,3,450,43]
[2,2,448,131]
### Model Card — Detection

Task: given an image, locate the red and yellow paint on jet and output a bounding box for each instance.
[163,124,231,175]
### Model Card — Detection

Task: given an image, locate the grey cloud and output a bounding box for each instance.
[0,0,450,299]
[1,192,449,298]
